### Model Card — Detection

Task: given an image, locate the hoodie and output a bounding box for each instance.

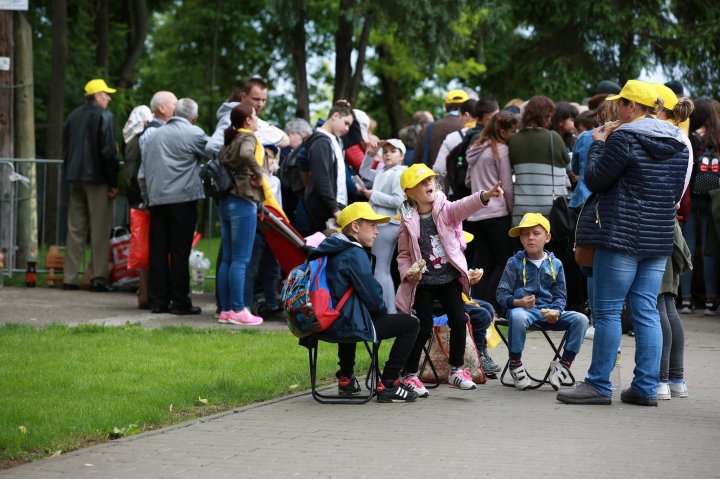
[578,117,689,256]
[307,234,384,342]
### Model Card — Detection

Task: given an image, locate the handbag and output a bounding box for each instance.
[573,193,600,267]
[547,131,577,240]
[418,321,486,385]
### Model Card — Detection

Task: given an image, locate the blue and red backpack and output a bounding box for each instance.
[281,256,353,338]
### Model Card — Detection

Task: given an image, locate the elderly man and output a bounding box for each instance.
[139,98,209,315]
[139,91,178,156]
[62,79,120,292]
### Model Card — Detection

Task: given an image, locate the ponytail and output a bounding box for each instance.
[672,97,694,124]
[223,126,238,146]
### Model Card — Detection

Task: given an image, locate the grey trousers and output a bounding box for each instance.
[371,222,399,314]
[658,293,685,382]
[64,181,113,285]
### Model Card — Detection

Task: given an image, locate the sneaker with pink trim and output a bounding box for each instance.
[218,311,231,324]
[227,308,263,326]
[448,368,476,390]
[401,373,429,398]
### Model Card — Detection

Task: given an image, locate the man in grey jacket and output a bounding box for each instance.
[139,98,209,315]
[62,79,120,292]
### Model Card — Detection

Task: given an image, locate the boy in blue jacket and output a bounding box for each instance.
[308,202,420,403]
[496,213,589,391]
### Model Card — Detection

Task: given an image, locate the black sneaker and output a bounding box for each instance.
[338,375,361,396]
[620,387,658,407]
[377,381,418,403]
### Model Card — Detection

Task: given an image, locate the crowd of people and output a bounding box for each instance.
[61,74,716,405]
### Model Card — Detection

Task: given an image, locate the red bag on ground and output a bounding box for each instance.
[110,226,139,286]
[128,208,150,270]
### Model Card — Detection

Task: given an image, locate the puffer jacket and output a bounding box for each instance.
[307,234,383,342]
[577,118,689,257]
[395,191,488,313]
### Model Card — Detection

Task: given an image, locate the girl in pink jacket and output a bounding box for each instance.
[396,164,503,396]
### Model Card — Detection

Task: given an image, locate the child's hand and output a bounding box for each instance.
[515,295,535,309]
[481,181,504,202]
[468,268,483,285]
[541,308,560,324]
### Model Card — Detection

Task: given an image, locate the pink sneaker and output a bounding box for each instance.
[227,308,263,326]
[218,311,231,324]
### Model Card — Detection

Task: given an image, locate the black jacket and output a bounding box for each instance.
[304,131,340,221]
[63,99,119,187]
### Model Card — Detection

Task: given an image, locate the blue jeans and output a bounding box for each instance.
[585,248,666,398]
[466,299,494,350]
[680,196,718,301]
[217,196,257,311]
[244,231,281,309]
[506,307,588,358]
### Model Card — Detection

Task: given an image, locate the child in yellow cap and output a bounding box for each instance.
[496,213,589,391]
[309,202,421,403]
[395,163,503,395]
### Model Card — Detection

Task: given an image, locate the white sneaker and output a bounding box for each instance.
[402,374,429,398]
[669,381,688,398]
[510,364,531,390]
[657,382,671,400]
[448,368,477,390]
[549,359,570,391]
[585,326,595,340]
[680,300,693,314]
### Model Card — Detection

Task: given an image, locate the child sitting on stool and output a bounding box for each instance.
[496,213,589,390]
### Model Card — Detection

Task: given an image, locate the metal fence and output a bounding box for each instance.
[0,157,218,281]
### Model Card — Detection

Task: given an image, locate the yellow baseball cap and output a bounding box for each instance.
[508,213,551,237]
[445,89,470,105]
[400,164,437,190]
[84,79,117,96]
[337,202,390,229]
[652,82,678,111]
[606,80,658,108]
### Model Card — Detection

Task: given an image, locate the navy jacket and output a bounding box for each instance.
[577,118,689,257]
[308,234,384,342]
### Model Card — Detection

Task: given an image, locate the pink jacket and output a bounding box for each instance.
[395,191,489,313]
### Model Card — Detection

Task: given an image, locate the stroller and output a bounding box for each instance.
[256,204,313,276]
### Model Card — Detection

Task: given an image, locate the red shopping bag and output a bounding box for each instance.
[128,208,150,270]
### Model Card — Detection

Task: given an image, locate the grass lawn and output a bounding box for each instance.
[0,323,377,467]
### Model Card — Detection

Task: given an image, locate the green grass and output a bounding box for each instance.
[0,323,374,464]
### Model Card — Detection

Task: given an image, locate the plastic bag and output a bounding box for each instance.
[128,208,150,270]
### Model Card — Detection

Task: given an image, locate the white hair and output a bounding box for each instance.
[175,98,198,120]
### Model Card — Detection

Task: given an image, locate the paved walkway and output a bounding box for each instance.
[1,286,720,478]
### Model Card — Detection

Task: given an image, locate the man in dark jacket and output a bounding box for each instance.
[413,89,468,167]
[62,79,120,292]
[309,202,420,403]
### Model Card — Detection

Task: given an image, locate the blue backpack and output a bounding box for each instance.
[281,256,353,338]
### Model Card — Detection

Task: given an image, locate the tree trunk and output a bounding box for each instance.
[44,0,67,246]
[0,12,14,269]
[333,0,355,102]
[14,12,37,265]
[377,43,405,135]
[95,0,109,75]
[348,14,371,105]
[289,3,310,120]
[117,0,149,88]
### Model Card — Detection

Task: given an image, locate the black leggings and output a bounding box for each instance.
[405,281,467,372]
[338,313,419,382]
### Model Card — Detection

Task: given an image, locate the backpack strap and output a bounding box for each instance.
[336,286,354,310]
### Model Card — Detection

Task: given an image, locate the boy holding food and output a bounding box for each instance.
[496,213,589,390]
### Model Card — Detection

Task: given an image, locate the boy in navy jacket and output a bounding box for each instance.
[309,202,420,403]
[496,213,589,391]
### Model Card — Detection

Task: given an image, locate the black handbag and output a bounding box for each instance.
[573,193,600,267]
[547,131,577,240]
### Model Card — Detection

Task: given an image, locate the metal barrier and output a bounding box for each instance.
[0,157,218,282]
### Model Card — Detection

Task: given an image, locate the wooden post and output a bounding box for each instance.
[14,11,36,266]
[0,11,14,269]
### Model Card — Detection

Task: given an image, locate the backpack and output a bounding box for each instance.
[124,119,162,198]
[691,147,720,196]
[281,256,353,338]
[445,125,483,200]
[199,158,234,200]
[278,145,307,195]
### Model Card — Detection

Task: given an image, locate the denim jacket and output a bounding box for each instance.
[496,250,567,313]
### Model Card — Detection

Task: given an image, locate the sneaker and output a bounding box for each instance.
[448,368,477,390]
[377,380,418,403]
[549,360,570,391]
[584,326,595,340]
[402,374,429,398]
[218,311,231,324]
[479,348,502,375]
[227,309,264,326]
[338,375,361,396]
[657,382,671,400]
[510,364,531,390]
[704,302,718,316]
[680,300,693,314]
[669,381,688,398]
[620,386,658,407]
[557,381,611,405]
